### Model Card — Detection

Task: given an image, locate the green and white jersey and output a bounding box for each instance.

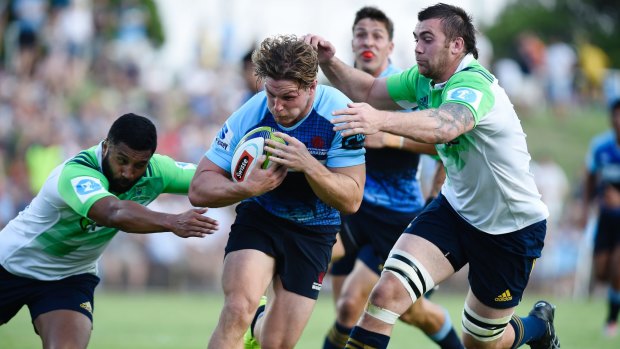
[0,143,197,280]
[387,54,548,234]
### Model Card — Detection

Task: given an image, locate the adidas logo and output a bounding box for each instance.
[80,301,93,314]
[312,282,322,291]
[495,290,513,302]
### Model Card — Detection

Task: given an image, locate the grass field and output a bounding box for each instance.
[1,290,617,349]
[520,105,608,184]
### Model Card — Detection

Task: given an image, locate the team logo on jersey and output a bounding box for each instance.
[311,136,325,148]
[215,122,234,151]
[71,177,105,203]
[80,217,100,232]
[446,87,482,110]
[418,96,429,109]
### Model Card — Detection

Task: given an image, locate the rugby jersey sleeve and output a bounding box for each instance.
[205,92,268,172]
[151,154,197,194]
[441,69,495,125]
[315,86,366,168]
[386,66,420,110]
[57,162,115,218]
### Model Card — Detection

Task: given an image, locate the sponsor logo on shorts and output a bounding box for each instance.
[312,272,325,291]
[494,289,513,302]
[80,301,93,314]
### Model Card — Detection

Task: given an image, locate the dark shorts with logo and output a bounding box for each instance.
[226,201,337,300]
[0,264,99,331]
[594,207,620,253]
[405,194,546,309]
[331,201,419,276]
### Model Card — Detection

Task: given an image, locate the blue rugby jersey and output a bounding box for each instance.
[206,85,365,228]
[586,130,620,199]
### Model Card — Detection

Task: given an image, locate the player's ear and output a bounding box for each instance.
[102,139,109,153]
[451,37,465,55]
[309,80,318,94]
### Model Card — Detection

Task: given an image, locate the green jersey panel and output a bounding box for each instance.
[0,143,197,280]
[385,55,548,234]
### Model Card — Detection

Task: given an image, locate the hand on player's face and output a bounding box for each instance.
[264,132,315,173]
[331,102,384,137]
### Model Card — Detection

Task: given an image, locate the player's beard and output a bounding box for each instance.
[102,153,139,194]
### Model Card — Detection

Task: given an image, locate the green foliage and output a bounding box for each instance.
[483,0,619,66]
[0,291,617,349]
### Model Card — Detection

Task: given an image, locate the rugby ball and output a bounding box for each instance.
[230,126,285,182]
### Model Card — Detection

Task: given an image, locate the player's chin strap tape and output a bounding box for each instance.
[461,302,513,342]
[381,249,435,303]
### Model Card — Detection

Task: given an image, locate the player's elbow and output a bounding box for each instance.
[338,192,363,215]
[339,202,361,215]
[188,182,209,207]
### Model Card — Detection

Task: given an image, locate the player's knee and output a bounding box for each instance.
[381,249,435,303]
[336,292,366,324]
[461,303,512,345]
[222,296,259,325]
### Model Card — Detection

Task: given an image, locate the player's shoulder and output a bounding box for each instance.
[591,130,616,150]
[64,146,99,170]
[313,84,351,114]
[451,61,494,85]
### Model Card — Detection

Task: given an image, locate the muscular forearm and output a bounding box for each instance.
[189,172,252,208]
[304,162,364,214]
[382,105,471,144]
[96,200,176,233]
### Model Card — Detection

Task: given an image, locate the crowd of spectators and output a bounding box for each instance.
[0,0,250,290]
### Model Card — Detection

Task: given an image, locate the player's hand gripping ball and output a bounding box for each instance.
[230,126,286,182]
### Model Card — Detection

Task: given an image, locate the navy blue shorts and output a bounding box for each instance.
[225,201,337,300]
[594,208,620,253]
[0,265,99,329]
[330,201,418,276]
[405,194,546,308]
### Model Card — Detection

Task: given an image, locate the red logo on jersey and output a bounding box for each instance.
[311,136,325,148]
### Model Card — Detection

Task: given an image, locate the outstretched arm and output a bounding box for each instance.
[303,34,400,110]
[88,197,218,238]
[332,102,475,144]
